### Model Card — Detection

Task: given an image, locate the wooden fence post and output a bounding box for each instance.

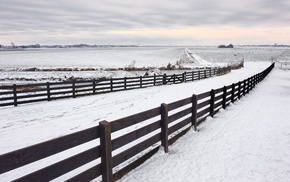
[238,81,241,99]
[140,76,143,88]
[161,103,169,153]
[243,79,246,96]
[198,70,201,80]
[210,89,215,117]
[163,74,167,85]
[13,84,17,106]
[183,72,186,83]
[204,70,206,78]
[124,77,127,90]
[231,83,235,103]
[247,78,250,93]
[99,120,113,182]
[110,78,113,92]
[192,94,198,131]
[222,86,227,109]
[192,71,194,81]
[72,82,76,98]
[93,79,96,94]
[173,74,176,84]
[154,74,156,86]
[47,82,51,101]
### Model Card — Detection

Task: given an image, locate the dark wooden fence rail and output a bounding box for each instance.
[0,68,217,108]
[0,63,274,182]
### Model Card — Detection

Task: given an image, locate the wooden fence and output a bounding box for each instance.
[0,63,274,182]
[0,68,217,107]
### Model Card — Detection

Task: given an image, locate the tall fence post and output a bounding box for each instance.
[192,71,194,81]
[47,82,51,101]
[99,120,113,182]
[93,79,96,94]
[222,86,227,109]
[243,79,246,96]
[183,72,186,83]
[13,84,17,106]
[210,89,215,117]
[161,103,169,153]
[204,70,206,78]
[110,78,113,92]
[198,70,201,80]
[153,74,156,86]
[140,76,143,88]
[163,74,167,85]
[238,81,241,99]
[192,94,198,131]
[72,82,76,98]
[173,74,176,84]
[231,83,235,103]
[124,77,127,90]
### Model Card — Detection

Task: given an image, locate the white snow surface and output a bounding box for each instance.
[119,66,290,182]
[1,61,290,181]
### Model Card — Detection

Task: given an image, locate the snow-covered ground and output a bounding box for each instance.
[1,56,289,181]
[118,67,290,182]
[2,61,288,181]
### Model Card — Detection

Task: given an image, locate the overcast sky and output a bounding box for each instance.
[1,0,290,46]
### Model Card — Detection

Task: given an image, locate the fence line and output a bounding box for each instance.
[0,68,220,108]
[0,63,274,182]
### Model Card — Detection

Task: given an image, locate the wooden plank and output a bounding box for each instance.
[111,107,160,132]
[49,85,73,90]
[214,94,223,102]
[0,102,14,107]
[0,126,99,174]
[16,88,47,94]
[14,146,101,182]
[113,147,159,181]
[215,87,224,94]
[112,133,161,167]
[197,99,210,110]
[197,107,210,118]
[0,96,15,101]
[50,90,73,95]
[168,126,191,146]
[167,97,191,111]
[168,107,191,124]
[197,91,211,100]
[16,93,48,99]
[66,164,102,182]
[0,90,14,95]
[168,116,191,135]
[15,82,47,88]
[111,120,160,151]
[17,98,48,105]
[214,100,223,109]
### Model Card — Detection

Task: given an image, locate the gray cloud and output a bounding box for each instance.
[0,0,290,45]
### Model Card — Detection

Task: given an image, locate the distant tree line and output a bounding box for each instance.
[218,44,234,48]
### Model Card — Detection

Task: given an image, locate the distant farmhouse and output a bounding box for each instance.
[218,44,234,48]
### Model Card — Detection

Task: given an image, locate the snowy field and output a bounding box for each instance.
[0,47,290,181]
[0,46,289,84]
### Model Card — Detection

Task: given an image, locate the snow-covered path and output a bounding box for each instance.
[0,62,272,154]
[118,68,290,182]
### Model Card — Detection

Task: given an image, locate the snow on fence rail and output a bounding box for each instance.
[0,68,218,107]
[0,63,274,181]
